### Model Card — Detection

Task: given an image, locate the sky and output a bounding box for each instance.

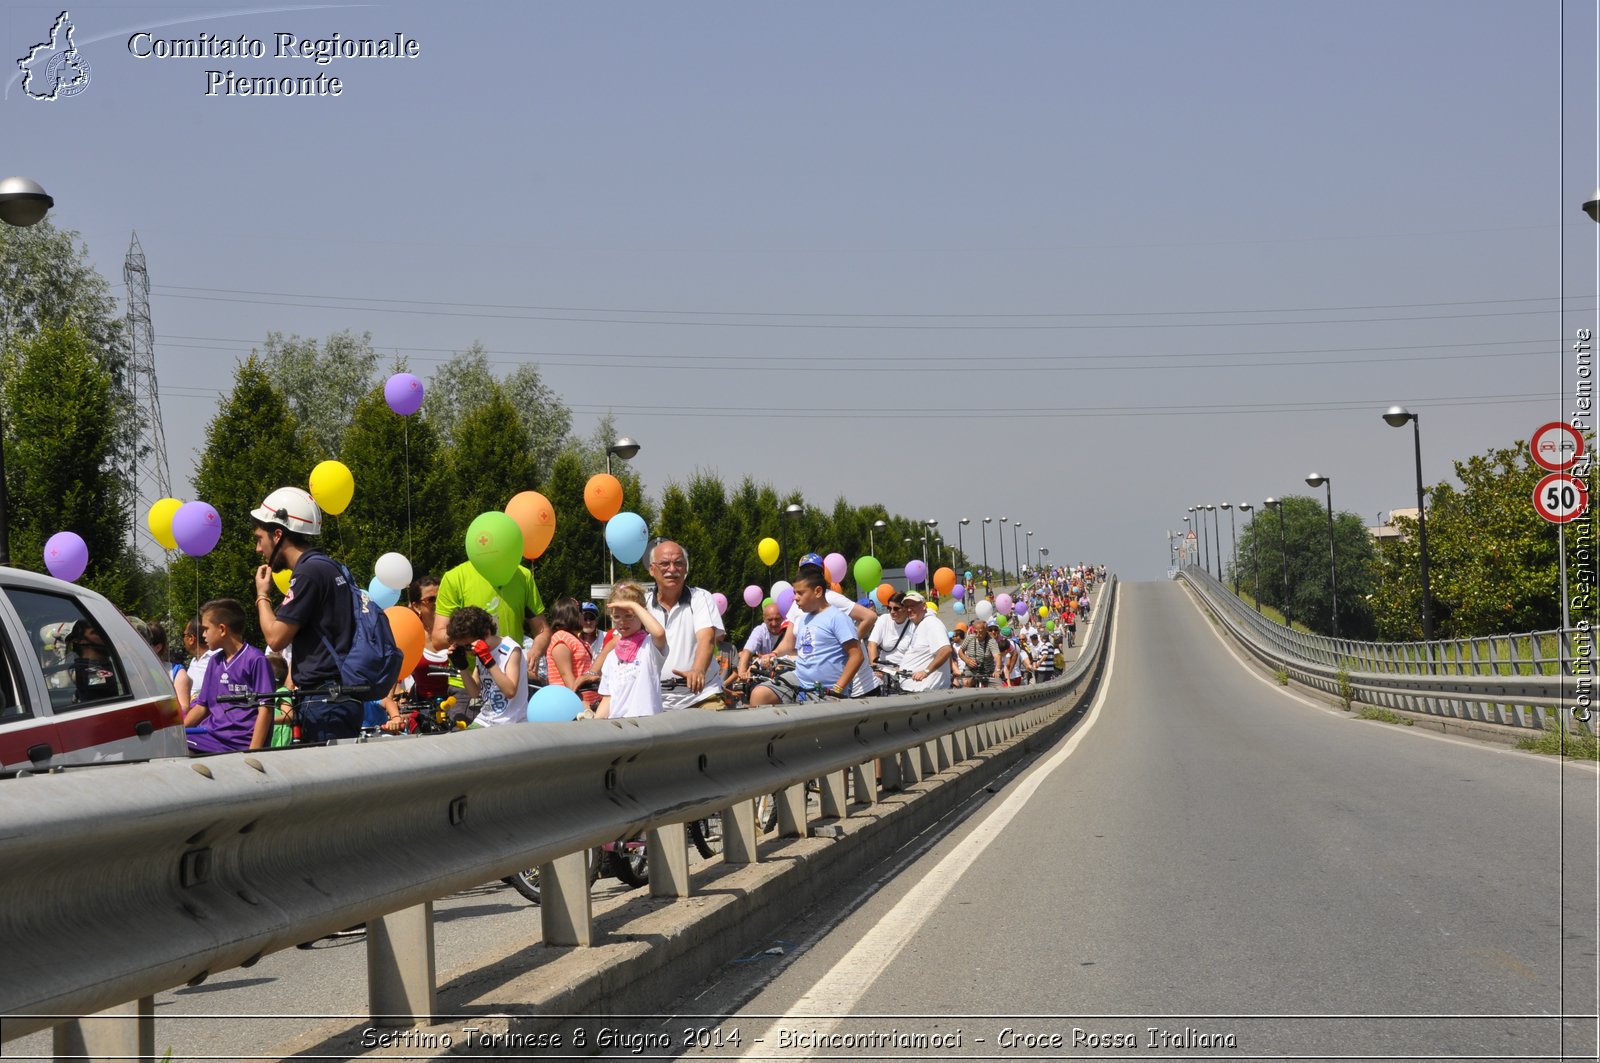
[4,0,1597,584]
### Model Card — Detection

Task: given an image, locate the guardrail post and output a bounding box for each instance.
[951,726,969,762]
[920,739,938,776]
[367,902,436,1027]
[900,746,924,784]
[647,822,691,897]
[721,800,760,864]
[820,770,848,819]
[52,997,154,1062]
[541,850,596,945]
[776,783,808,837]
[935,733,954,771]
[850,762,877,807]
[880,752,904,791]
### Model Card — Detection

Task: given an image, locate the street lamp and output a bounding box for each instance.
[1190,507,1206,579]
[1305,474,1339,638]
[0,176,54,568]
[870,519,887,557]
[1221,503,1238,594]
[1238,503,1259,611]
[998,517,1009,587]
[1012,521,1023,581]
[1182,514,1192,567]
[1205,504,1219,578]
[1027,529,1034,572]
[958,517,970,576]
[1382,405,1435,641]
[782,502,804,574]
[924,519,939,593]
[603,436,641,584]
[1585,187,1600,223]
[1264,497,1291,627]
[981,517,992,593]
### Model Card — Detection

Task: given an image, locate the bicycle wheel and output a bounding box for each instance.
[607,843,649,887]
[688,816,723,858]
[755,793,779,833]
[503,848,601,905]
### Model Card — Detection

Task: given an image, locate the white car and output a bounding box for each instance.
[0,566,184,775]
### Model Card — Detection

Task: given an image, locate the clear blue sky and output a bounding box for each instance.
[5,0,1596,582]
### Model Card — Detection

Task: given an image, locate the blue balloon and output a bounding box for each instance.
[527,684,584,722]
[954,600,966,614]
[605,511,649,565]
[367,577,401,608]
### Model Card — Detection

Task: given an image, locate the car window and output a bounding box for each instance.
[4,589,130,711]
[0,627,22,720]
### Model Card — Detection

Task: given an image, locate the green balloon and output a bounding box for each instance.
[853,554,882,593]
[762,596,775,610]
[465,511,524,587]
[1046,619,1056,632]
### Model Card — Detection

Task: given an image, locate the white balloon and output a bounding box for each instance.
[374,551,413,592]
[975,600,996,620]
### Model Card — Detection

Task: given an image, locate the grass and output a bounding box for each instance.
[1515,729,1600,760]
[1232,591,1316,634]
[1357,706,1413,726]
[1274,668,1290,685]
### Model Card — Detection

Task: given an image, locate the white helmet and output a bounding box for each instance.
[251,486,323,536]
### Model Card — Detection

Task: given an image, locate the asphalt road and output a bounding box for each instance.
[631,579,1598,1061]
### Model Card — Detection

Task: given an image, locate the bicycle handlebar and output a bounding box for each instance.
[215,683,377,705]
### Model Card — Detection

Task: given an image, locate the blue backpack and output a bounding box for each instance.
[309,555,405,695]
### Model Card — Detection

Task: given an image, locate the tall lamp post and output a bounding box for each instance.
[869,519,886,557]
[924,519,939,593]
[1238,503,1259,610]
[1182,515,1192,566]
[1190,507,1206,578]
[1264,497,1291,626]
[981,517,993,596]
[603,436,641,584]
[1012,521,1023,581]
[1026,529,1034,572]
[781,502,804,574]
[1382,406,1434,640]
[1221,502,1238,593]
[0,176,56,567]
[1305,474,1339,638]
[1205,504,1219,578]
[998,517,1009,588]
[957,517,970,575]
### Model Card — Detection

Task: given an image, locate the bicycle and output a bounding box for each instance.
[214,682,378,746]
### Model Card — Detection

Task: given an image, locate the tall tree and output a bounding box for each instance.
[169,358,311,636]
[436,385,542,565]
[1,323,136,602]
[0,221,122,361]
[424,343,573,483]
[335,386,450,590]
[258,330,380,459]
[1235,495,1378,638]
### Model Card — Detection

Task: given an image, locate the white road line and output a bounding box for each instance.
[1181,581,1600,773]
[740,603,1122,1059]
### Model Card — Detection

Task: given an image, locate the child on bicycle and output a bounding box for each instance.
[445,605,528,726]
[595,583,669,719]
[185,598,275,753]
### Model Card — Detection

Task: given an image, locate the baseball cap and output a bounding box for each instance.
[580,602,599,614]
[799,552,825,569]
[903,590,926,603]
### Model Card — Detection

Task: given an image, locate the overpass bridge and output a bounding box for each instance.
[4,575,1595,1061]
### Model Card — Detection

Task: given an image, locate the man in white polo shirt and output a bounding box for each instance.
[898,591,953,692]
[643,538,726,708]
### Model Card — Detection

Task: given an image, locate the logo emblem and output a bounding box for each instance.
[18,11,91,101]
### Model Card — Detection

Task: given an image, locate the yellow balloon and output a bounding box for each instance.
[147,497,182,550]
[928,601,939,613]
[1039,605,1050,617]
[757,537,780,566]
[272,568,292,595]
[309,460,354,516]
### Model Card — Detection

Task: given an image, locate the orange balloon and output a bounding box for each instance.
[875,582,895,606]
[385,605,426,680]
[584,473,624,521]
[505,490,557,559]
[933,566,956,595]
[829,580,844,594]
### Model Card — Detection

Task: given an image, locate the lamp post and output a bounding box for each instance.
[998,517,1009,588]
[1264,497,1291,626]
[0,176,55,568]
[1221,503,1238,594]
[1027,529,1034,572]
[1012,521,1023,581]
[1305,474,1339,638]
[869,519,887,557]
[1382,406,1435,640]
[1238,503,1259,610]
[981,517,992,596]
[1190,507,1206,578]
[782,502,803,574]
[958,517,970,575]
[923,519,939,593]
[603,436,641,585]
[1182,514,1192,566]
[1205,504,1219,578]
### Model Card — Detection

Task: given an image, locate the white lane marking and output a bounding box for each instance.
[1180,582,1600,774]
[740,602,1123,1058]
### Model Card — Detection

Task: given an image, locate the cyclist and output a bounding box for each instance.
[251,486,365,742]
[737,601,787,684]
[867,591,915,674]
[897,591,953,691]
[786,566,865,700]
[958,617,1002,686]
[642,539,726,709]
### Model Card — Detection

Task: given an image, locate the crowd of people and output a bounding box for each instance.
[155,486,1104,755]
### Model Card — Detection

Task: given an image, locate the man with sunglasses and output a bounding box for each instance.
[643,538,726,709]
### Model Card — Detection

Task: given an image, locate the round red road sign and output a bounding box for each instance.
[1530,421,1585,472]
[1533,472,1589,524]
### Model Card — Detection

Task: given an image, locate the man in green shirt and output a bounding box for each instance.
[430,561,551,679]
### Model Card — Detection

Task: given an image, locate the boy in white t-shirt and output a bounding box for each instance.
[444,606,529,726]
[596,583,669,719]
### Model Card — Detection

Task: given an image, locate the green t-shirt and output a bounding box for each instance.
[436,561,545,646]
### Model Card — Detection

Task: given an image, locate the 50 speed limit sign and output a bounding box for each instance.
[1533,472,1589,524]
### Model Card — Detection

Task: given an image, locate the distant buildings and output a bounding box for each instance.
[1371,507,1420,542]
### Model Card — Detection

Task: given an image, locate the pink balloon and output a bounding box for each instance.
[44,531,88,582]
[173,501,222,557]
[905,559,928,585]
[712,592,728,615]
[823,552,847,583]
[384,372,425,416]
[994,592,1014,614]
[743,584,763,608]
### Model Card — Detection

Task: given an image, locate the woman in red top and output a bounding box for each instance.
[544,598,600,708]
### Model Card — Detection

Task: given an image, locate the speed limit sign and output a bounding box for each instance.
[1533,472,1589,524]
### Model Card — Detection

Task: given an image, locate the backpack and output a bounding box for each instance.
[308,555,405,695]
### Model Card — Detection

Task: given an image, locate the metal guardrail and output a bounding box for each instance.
[0,579,1116,1051]
[1178,566,1589,733]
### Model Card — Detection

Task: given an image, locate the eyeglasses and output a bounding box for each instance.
[419,596,438,605]
[651,559,687,571]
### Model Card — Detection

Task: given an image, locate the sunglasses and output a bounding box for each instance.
[419,596,438,605]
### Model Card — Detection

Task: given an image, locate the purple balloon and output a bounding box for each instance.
[1014,600,1029,617]
[772,580,795,615]
[44,531,88,582]
[743,584,763,608]
[712,592,728,615]
[173,500,222,557]
[384,372,425,416]
[951,584,965,600]
[905,559,928,585]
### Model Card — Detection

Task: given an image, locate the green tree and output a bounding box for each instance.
[169,358,312,637]
[437,385,542,552]
[424,344,572,483]
[1235,495,1378,638]
[259,330,379,459]
[1,323,137,602]
[0,221,123,363]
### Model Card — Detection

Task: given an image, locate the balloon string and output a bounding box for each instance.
[404,417,413,567]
